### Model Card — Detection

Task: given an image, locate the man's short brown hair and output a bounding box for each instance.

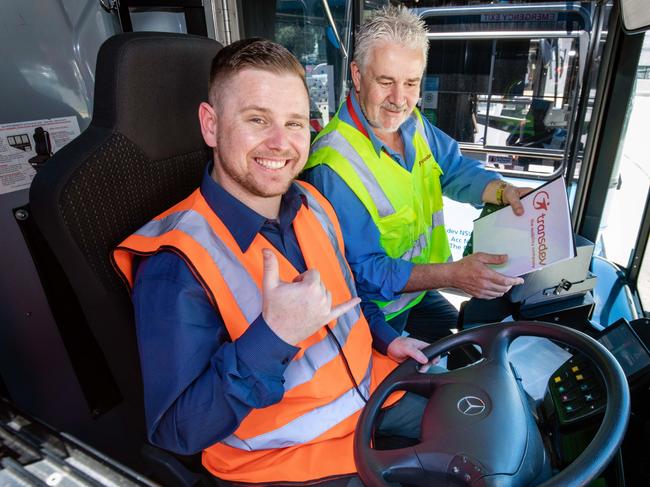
[208,38,308,107]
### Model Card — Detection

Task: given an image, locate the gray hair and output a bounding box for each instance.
[353,6,429,71]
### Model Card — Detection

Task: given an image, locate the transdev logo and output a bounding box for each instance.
[533,191,550,211]
[534,190,551,265]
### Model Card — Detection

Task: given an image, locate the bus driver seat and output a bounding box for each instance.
[28,32,222,484]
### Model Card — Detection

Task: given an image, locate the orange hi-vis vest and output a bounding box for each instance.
[112,181,401,484]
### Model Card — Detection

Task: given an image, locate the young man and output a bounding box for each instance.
[113,38,432,486]
[303,6,530,344]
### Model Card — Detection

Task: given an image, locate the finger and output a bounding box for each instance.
[292,274,304,283]
[484,275,516,290]
[478,271,515,288]
[471,282,508,298]
[511,187,533,215]
[483,284,515,298]
[473,289,493,299]
[486,291,507,299]
[486,272,524,287]
[262,249,280,291]
[477,290,505,300]
[474,252,508,265]
[409,338,430,350]
[417,363,431,373]
[324,290,332,311]
[408,347,429,365]
[481,265,525,287]
[325,297,361,322]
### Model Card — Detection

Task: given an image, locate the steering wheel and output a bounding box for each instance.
[354,321,630,487]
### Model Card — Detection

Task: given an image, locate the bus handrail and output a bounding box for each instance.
[320,0,348,59]
[427,31,582,40]
[459,144,564,160]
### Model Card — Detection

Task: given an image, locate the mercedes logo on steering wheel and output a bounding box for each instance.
[457,396,486,416]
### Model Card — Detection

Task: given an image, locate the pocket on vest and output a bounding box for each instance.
[376,206,417,259]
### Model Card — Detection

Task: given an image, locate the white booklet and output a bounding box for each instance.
[472,176,576,277]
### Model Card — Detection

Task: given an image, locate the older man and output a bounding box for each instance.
[303,6,529,344]
[113,38,436,486]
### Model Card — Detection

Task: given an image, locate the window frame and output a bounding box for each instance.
[415,2,595,181]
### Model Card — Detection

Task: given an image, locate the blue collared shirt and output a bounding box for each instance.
[302,93,501,304]
[132,162,395,454]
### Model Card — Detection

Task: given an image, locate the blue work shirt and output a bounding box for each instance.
[132,162,396,454]
[302,93,501,304]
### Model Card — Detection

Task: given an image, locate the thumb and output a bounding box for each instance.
[262,249,280,292]
[510,199,524,216]
[509,191,525,216]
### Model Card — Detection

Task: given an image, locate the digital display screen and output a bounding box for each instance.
[598,323,650,377]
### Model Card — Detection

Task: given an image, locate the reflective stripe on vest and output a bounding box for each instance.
[134,209,261,324]
[413,110,428,141]
[400,209,445,261]
[223,360,371,451]
[380,290,424,315]
[133,204,363,398]
[296,184,358,295]
[313,130,395,218]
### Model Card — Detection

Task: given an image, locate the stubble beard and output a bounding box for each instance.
[215,145,296,199]
[361,102,408,134]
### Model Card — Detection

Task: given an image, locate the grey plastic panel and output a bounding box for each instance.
[0,0,121,128]
[0,0,124,448]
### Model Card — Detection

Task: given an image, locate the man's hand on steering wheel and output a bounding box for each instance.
[387,337,441,373]
[386,337,429,365]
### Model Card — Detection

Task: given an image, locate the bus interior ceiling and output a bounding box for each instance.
[0,0,649,485]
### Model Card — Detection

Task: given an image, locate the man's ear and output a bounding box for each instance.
[350,61,362,93]
[198,102,217,148]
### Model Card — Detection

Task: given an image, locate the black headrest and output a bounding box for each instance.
[93,31,219,161]
[30,32,222,294]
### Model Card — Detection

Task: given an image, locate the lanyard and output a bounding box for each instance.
[345,95,370,140]
[345,96,393,159]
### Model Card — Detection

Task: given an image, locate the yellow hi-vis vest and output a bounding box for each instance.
[305,100,451,320]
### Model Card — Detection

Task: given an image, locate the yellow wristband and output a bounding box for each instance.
[495,182,508,206]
